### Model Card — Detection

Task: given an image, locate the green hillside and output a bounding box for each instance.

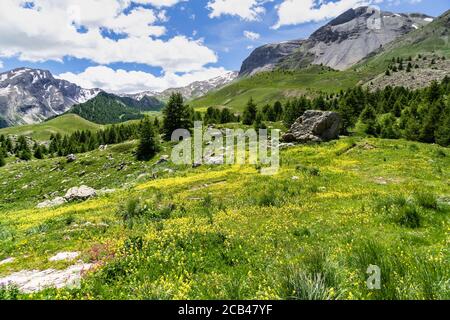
[0,137,448,299]
[68,92,145,125]
[191,11,450,112]
[0,114,103,141]
[354,10,450,77]
[191,66,360,112]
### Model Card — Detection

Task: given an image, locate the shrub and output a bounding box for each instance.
[414,192,438,210]
[117,198,148,226]
[397,205,422,229]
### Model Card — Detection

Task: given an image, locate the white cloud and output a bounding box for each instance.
[273,0,376,29]
[0,0,216,73]
[244,30,260,40]
[132,0,187,7]
[207,0,270,21]
[0,60,3,69]
[58,66,232,93]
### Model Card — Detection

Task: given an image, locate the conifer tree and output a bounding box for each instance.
[136,117,161,161]
[242,98,258,125]
[162,93,192,141]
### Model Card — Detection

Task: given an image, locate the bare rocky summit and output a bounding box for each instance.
[240,7,433,76]
[0,68,101,127]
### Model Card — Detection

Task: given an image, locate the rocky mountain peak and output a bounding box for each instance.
[0,68,102,126]
[239,6,434,76]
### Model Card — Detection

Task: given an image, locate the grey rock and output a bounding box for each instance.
[0,68,101,126]
[64,186,96,202]
[156,155,170,165]
[37,197,66,209]
[66,154,77,163]
[282,110,341,143]
[239,7,433,76]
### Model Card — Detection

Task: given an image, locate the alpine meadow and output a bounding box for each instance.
[0,1,449,304]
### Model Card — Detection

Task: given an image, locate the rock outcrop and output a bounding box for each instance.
[239,7,433,76]
[64,186,97,202]
[283,111,341,143]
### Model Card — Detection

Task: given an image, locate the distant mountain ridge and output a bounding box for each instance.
[68,92,148,125]
[240,6,434,76]
[0,68,101,127]
[123,71,239,102]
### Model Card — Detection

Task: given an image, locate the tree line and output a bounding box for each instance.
[1,77,449,167]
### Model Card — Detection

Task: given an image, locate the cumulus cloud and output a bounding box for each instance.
[58,66,232,93]
[273,0,376,29]
[244,30,260,40]
[207,0,270,21]
[0,0,216,73]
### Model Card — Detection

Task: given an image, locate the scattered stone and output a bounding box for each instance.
[292,176,300,180]
[360,142,376,150]
[98,145,108,151]
[66,154,77,163]
[192,162,202,168]
[0,258,15,265]
[204,155,224,165]
[282,110,341,143]
[279,142,296,149]
[37,197,67,209]
[0,264,93,293]
[49,252,80,262]
[97,188,116,196]
[156,155,170,165]
[117,162,127,171]
[64,186,96,202]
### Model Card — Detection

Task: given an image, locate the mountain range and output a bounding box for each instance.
[0,68,101,127]
[1,6,448,128]
[0,68,238,128]
[240,7,434,76]
[121,71,239,102]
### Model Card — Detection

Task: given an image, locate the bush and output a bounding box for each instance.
[415,192,438,210]
[279,250,339,300]
[397,205,422,229]
[117,198,148,226]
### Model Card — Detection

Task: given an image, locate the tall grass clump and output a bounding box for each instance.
[279,250,340,300]
[375,194,422,229]
[414,192,439,210]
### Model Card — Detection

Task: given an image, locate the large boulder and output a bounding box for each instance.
[282,110,341,143]
[37,197,66,209]
[64,186,96,202]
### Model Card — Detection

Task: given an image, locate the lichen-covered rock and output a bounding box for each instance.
[66,154,77,163]
[64,186,96,202]
[283,110,341,143]
[37,197,66,209]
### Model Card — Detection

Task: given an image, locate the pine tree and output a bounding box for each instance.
[242,98,258,125]
[34,145,44,159]
[162,93,192,140]
[435,101,450,147]
[273,101,283,121]
[136,117,161,161]
[0,151,5,167]
[357,105,378,136]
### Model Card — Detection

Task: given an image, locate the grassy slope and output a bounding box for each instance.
[0,137,448,299]
[191,11,450,112]
[0,114,103,141]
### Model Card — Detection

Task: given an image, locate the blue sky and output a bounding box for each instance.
[0,0,447,93]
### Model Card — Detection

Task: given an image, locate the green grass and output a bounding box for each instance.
[191,66,361,112]
[0,114,103,141]
[0,136,448,300]
[190,11,450,112]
